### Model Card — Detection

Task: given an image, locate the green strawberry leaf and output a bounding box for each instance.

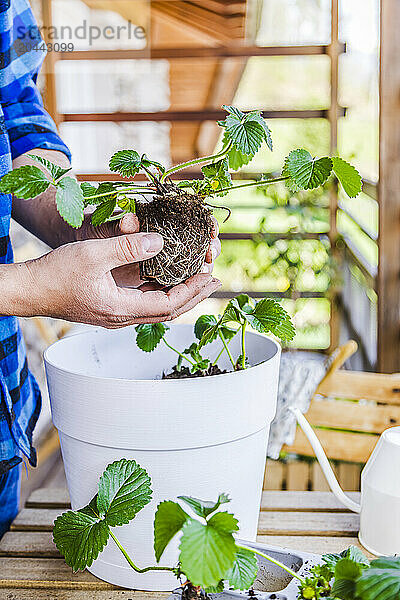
[179,511,238,587]
[227,546,258,590]
[80,181,98,199]
[154,501,189,562]
[81,182,117,207]
[220,105,272,157]
[97,459,152,527]
[332,156,362,198]
[109,150,165,178]
[55,176,84,228]
[335,557,364,580]
[53,499,109,572]
[201,158,232,196]
[331,577,357,599]
[323,545,369,570]
[0,165,51,199]
[109,150,142,177]
[135,323,169,352]
[205,580,225,593]
[331,557,364,598]
[178,493,230,519]
[194,315,218,340]
[356,556,400,600]
[282,149,333,191]
[248,298,295,342]
[222,132,253,171]
[91,198,117,226]
[29,154,72,182]
[244,110,273,151]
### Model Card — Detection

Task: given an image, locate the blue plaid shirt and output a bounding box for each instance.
[0,0,70,474]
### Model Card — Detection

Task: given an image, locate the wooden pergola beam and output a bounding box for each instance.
[61,108,345,123]
[377,0,400,372]
[58,44,345,61]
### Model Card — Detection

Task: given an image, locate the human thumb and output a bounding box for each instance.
[98,232,164,271]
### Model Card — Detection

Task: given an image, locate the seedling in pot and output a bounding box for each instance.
[0,106,362,286]
[134,294,295,378]
[53,458,400,600]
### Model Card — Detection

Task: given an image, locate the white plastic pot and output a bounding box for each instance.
[44,324,281,590]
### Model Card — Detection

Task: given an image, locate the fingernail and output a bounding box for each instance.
[142,233,163,253]
[211,277,222,287]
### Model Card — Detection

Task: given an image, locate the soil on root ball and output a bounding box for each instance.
[163,364,227,379]
[136,190,213,286]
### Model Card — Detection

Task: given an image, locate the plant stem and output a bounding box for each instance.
[109,530,175,574]
[163,339,197,367]
[241,323,246,370]
[236,544,305,584]
[212,330,239,366]
[161,141,232,182]
[213,176,289,195]
[218,330,236,369]
[85,186,155,201]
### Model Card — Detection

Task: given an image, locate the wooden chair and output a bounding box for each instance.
[264,341,400,492]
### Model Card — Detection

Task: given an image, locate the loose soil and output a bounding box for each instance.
[163,364,227,379]
[136,189,213,286]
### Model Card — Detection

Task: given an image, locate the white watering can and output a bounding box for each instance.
[290,406,400,556]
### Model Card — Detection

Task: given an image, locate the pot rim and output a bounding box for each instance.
[44,324,281,384]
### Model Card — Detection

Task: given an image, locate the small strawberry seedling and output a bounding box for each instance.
[135,293,295,377]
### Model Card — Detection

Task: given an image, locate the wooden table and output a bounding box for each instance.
[0,489,367,599]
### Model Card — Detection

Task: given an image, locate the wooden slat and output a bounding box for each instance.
[317,369,400,404]
[257,511,359,536]
[0,558,116,590]
[286,461,310,491]
[311,462,333,492]
[60,108,346,123]
[0,592,163,600]
[263,460,286,491]
[256,535,372,558]
[11,509,64,532]
[305,398,400,433]
[285,427,378,463]
[59,44,345,61]
[262,491,361,513]
[337,463,362,492]
[0,532,59,558]
[26,488,69,509]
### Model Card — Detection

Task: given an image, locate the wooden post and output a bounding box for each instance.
[40,0,60,126]
[328,0,340,351]
[378,0,400,372]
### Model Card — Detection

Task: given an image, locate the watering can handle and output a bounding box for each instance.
[289,407,361,514]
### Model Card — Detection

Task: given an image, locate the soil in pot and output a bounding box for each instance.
[163,365,227,379]
[136,187,214,286]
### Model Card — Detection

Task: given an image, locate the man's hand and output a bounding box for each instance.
[2,233,221,327]
[76,212,221,287]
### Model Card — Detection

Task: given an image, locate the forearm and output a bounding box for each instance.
[11,149,77,248]
[0,262,37,317]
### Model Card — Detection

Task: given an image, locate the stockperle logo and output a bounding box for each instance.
[16,20,147,50]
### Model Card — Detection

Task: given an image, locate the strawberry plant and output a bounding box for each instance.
[134,293,295,377]
[53,458,400,600]
[0,106,362,286]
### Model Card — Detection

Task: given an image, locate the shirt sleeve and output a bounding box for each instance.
[0,0,71,162]
[1,75,71,162]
